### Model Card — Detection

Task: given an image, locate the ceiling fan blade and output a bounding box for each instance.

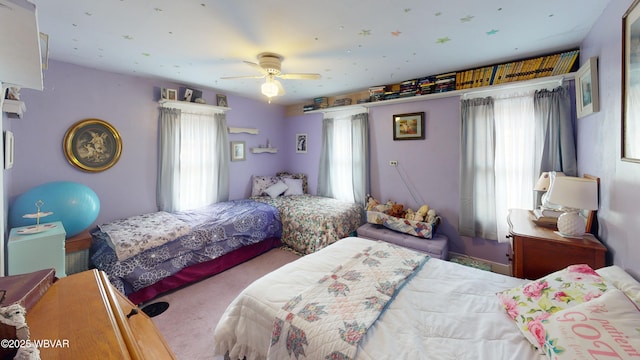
[220,75,265,80]
[244,61,269,75]
[278,73,321,80]
[274,79,286,96]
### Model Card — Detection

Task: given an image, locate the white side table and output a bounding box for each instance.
[8,221,67,277]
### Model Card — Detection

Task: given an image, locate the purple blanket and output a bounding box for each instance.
[90,199,282,296]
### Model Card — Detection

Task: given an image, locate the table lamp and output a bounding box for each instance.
[546,176,598,237]
[533,171,564,209]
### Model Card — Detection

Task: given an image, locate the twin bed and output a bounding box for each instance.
[90,199,283,304]
[90,172,364,304]
[214,237,640,360]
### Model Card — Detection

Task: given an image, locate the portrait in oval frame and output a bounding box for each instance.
[63,118,122,172]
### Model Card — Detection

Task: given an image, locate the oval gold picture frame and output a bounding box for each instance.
[63,118,122,172]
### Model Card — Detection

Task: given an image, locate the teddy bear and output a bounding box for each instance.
[404,208,415,220]
[386,203,405,218]
[413,204,429,222]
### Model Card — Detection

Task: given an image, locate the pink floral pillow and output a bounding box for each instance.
[497,264,609,352]
[541,288,640,359]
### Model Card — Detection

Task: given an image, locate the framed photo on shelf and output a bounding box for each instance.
[393,112,425,140]
[296,133,307,153]
[161,88,178,101]
[63,118,122,172]
[217,94,228,107]
[575,57,599,119]
[623,0,640,162]
[230,141,245,161]
[167,88,177,101]
[183,88,194,102]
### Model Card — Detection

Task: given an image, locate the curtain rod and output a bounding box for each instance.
[461,75,567,100]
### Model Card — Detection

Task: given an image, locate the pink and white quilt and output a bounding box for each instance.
[267,242,427,360]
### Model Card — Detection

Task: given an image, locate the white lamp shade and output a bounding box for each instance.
[546,176,598,211]
[533,171,565,191]
[261,81,278,98]
[533,172,551,191]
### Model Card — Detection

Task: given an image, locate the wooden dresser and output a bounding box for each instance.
[507,208,607,279]
[26,269,175,359]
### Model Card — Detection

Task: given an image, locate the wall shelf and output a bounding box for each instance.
[158,99,230,112]
[301,73,575,114]
[228,127,259,134]
[251,147,278,154]
[2,99,26,118]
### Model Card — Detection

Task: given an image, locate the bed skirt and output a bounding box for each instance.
[129,237,281,305]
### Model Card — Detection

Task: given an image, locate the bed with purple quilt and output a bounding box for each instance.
[90,199,282,304]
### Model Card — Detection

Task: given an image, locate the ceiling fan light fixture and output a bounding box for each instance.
[261,80,279,98]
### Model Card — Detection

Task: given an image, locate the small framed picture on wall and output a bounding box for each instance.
[230,141,245,161]
[296,133,308,153]
[393,112,425,140]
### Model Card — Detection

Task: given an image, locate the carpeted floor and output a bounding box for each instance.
[150,247,301,359]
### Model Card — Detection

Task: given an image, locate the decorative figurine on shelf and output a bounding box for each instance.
[266,139,271,148]
[5,87,21,100]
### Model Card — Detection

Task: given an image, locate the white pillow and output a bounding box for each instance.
[540,288,640,359]
[264,181,288,198]
[597,265,640,306]
[282,178,304,196]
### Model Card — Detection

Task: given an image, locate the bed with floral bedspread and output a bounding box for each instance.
[252,194,364,254]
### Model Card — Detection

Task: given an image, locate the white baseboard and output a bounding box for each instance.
[449,251,512,276]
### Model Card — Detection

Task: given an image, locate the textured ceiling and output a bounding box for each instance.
[33,0,610,105]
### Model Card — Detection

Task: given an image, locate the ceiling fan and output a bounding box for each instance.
[221,52,321,100]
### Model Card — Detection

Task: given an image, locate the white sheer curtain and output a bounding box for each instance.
[157,106,229,212]
[317,109,369,205]
[493,93,536,240]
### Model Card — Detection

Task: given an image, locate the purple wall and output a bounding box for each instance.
[576,0,640,278]
[285,98,510,263]
[10,60,287,226]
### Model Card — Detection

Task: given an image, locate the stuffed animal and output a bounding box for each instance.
[409,204,428,222]
[386,203,405,218]
[426,209,438,223]
[365,195,380,211]
[404,208,415,220]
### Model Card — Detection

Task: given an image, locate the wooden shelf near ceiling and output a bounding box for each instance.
[285,72,575,117]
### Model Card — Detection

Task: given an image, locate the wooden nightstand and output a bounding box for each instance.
[507,209,607,279]
[65,230,93,274]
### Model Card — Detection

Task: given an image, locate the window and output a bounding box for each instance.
[318,110,369,205]
[157,105,230,212]
[460,82,576,242]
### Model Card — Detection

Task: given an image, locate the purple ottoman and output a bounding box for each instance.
[357,223,448,260]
